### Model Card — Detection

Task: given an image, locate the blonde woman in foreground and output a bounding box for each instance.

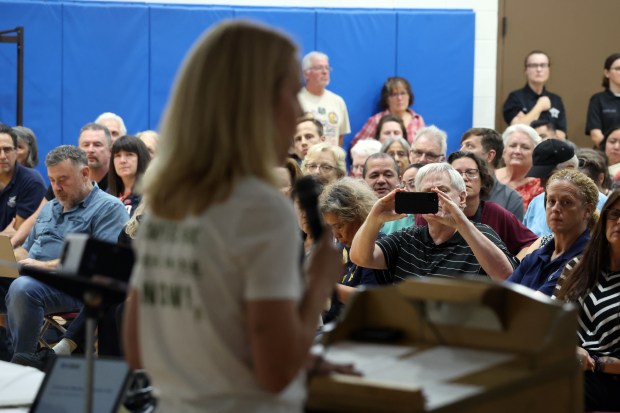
[123,21,343,412]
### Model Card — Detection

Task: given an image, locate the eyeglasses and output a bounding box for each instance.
[388,91,408,99]
[0,146,16,155]
[607,209,620,221]
[410,149,442,161]
[526,63,550,69]
[306,163,336,173]
[456,169,479,179]
[309,65,333,73]
[610,67,620,72]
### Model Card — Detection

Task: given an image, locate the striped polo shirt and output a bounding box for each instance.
[376,223,518,283]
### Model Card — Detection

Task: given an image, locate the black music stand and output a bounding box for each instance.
[21,265,127,413]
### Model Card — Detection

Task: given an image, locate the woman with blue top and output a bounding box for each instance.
[506,169,598,295]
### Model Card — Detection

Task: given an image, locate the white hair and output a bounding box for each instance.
[413,125,448,156]
[350,139,382,158]
[414,162,466,194]
[95,112,127,135]
[302,51,328,72]
[502,124,541,147]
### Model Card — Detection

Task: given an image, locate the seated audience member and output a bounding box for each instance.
[301,142,346,185]
[292,116,325,164]
[13,203,146,368]
[553,190,620,411]
[577,148,612,196]
[416,152,537,258]
[350,163,518,282]
[585,52,620,146]
[108,135,151,216]
[362,153,412,234]
[495,124,542,211]
[274,158,302,198]
[2,145,128,359]
[409,126,447,165]
[381,137,410,174]
[9,123,113,249]
[350,139,381,179]
[401,163,424,192]
[531,119,561,140]
[352,76,425,146]
[136,130,159,159]
[95,112,126,142]
[507,169,597,295]
[599,125,620,181]
[460,127,524,220]
[503,50,567,139]
[319,178,391,323]
[522,140,602,237]
[12,126,39,168]
[374,114,407,143]
[0,126,46,234]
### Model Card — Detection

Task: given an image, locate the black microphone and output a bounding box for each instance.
[293,176,324,242]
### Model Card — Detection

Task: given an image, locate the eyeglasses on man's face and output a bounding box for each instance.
[0,146,16,155]
[410,149,442,161]
[309,65,332,73]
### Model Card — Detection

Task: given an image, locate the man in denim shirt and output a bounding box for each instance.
[1,145,128,357]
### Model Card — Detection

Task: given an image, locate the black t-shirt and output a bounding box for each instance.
[586,89,620,135]
[503,84,567,131]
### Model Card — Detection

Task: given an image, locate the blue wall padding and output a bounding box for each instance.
[0,1,475,180]
[62,3,150,145]
[316,10,398,150]
[396,10,475,153]
[0,2,63,179]
[150,6,233,125]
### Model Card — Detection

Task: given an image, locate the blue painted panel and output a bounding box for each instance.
[233,7,316,58]
[316,9,397,151]
[397,10,475,154]
[0,1,62,180]
[149,6,233,129]
[62,2,149,140]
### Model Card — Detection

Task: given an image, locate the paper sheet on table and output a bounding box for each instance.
[0,361,44,407]
[323,341,515,398]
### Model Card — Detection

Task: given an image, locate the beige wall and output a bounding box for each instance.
[496,0,620,147]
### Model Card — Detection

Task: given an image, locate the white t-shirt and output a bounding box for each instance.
[130,177,305,413]
[298,87,351,146]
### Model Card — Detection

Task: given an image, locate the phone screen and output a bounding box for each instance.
[394,192,439,214]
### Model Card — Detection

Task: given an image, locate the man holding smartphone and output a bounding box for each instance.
[350,163,518,282]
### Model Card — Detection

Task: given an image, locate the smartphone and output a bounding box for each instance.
[394,192,439,214]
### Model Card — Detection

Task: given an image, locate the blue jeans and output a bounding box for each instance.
[5,276,82,354]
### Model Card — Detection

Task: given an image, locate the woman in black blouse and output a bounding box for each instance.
[554,189,620,411]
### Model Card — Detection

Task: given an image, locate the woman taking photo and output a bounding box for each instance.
[123,21,342,412]
[586,52,620,146]
[351,76,425,146]
[495,124,542,210]
[554,190,620,411]
[108,135,151,216]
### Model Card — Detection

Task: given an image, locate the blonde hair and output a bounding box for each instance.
[142,21,298,219]
[301,142,346,178]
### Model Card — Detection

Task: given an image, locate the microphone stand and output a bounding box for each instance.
[19,265,127,413]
